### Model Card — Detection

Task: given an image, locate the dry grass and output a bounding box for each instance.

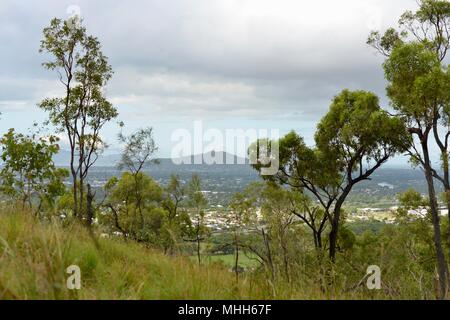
[0,207,271,300]
[0,206,430,300]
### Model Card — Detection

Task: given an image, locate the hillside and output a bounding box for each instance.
[0,207,264,300]
[0,206,444,300]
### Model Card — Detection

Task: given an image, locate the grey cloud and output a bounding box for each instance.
[0,0,416,124]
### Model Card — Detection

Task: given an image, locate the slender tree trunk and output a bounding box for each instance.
[86,183,94,226]
[262,229,275,280]
[132,173,144,228]
[281,238,290,283]
[317,232,323,249]
[72,178,78,218]
[422,142,448,299]
[329,223,338,262]
[313,232,319,249]
[234,231,239,282]
[79,175,85,221]
[329,186,352,262]
[196,236,201,265]
[196,220,201,265]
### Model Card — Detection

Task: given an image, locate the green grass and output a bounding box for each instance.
[210,254,261,269]
[192,254,261,269]
[0,207,272,300]
[0,206,426,300]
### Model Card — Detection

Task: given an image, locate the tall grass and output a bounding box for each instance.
[0,206,271,300]
[0,205,436,300]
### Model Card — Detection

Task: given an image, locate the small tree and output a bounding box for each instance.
[103,172,164,241]
[117,128,158,228]
[259,185,300,283]
[39,18,118,221]
[185,174,209,264]
[229,189,257,281]
[162,175,192,254]
[163,175,185,220]
[0,129,68,212]
[118,128,158,174]
[233,182,307,282]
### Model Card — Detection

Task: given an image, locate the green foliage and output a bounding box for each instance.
[102,172,193,253]
[0,129,68,210]
[384,43,450,118]
[102,172,164,240]
[337,226,356,251]
[367,28,405,56]
[316,90,409,166]
[38,17,118,219]
[118,127,158,174]
[185,175,210,263]
[398,189,427,209]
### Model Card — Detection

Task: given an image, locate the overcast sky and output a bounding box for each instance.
[0,0,419,162]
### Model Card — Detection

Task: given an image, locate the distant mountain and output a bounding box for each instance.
[52,150,122,167]
[168,151,249,165]
[53,150,249,167]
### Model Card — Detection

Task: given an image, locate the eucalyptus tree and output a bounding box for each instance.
[369,0,450,228]
[383,43,450,299]
[160,175,196,254]
[253,90,407,262]
[316,90,408,261]
[258,184,301,283]
[0,129,68,212]
[252,133,334,251]
[163,175,186,220]
[118,127,158,174]
[39,18,118,220]
[368,0,450,298]
[102,172,165,242]
[118,128,158,228]
[229,189,258,281]
[185,175,209,265]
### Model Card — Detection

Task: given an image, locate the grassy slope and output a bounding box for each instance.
[0,208,271,300]
[0,207,400,300]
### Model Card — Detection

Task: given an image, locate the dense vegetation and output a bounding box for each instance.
[0,205,448,299]
[2,0,450,300]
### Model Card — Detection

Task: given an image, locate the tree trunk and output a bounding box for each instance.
[234,231,239,283]
[329,185,352,262]
[422,142,448,300]
[133,173,144,229]
[86,183,94,227]
[79,175,84,221]
[196,221,201,265]
[281,239,290,283]
[328,222,338,262]
[196,236,201,265]
[72,178,78,218]
[317,232,323,249]
[262,229,275,280]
